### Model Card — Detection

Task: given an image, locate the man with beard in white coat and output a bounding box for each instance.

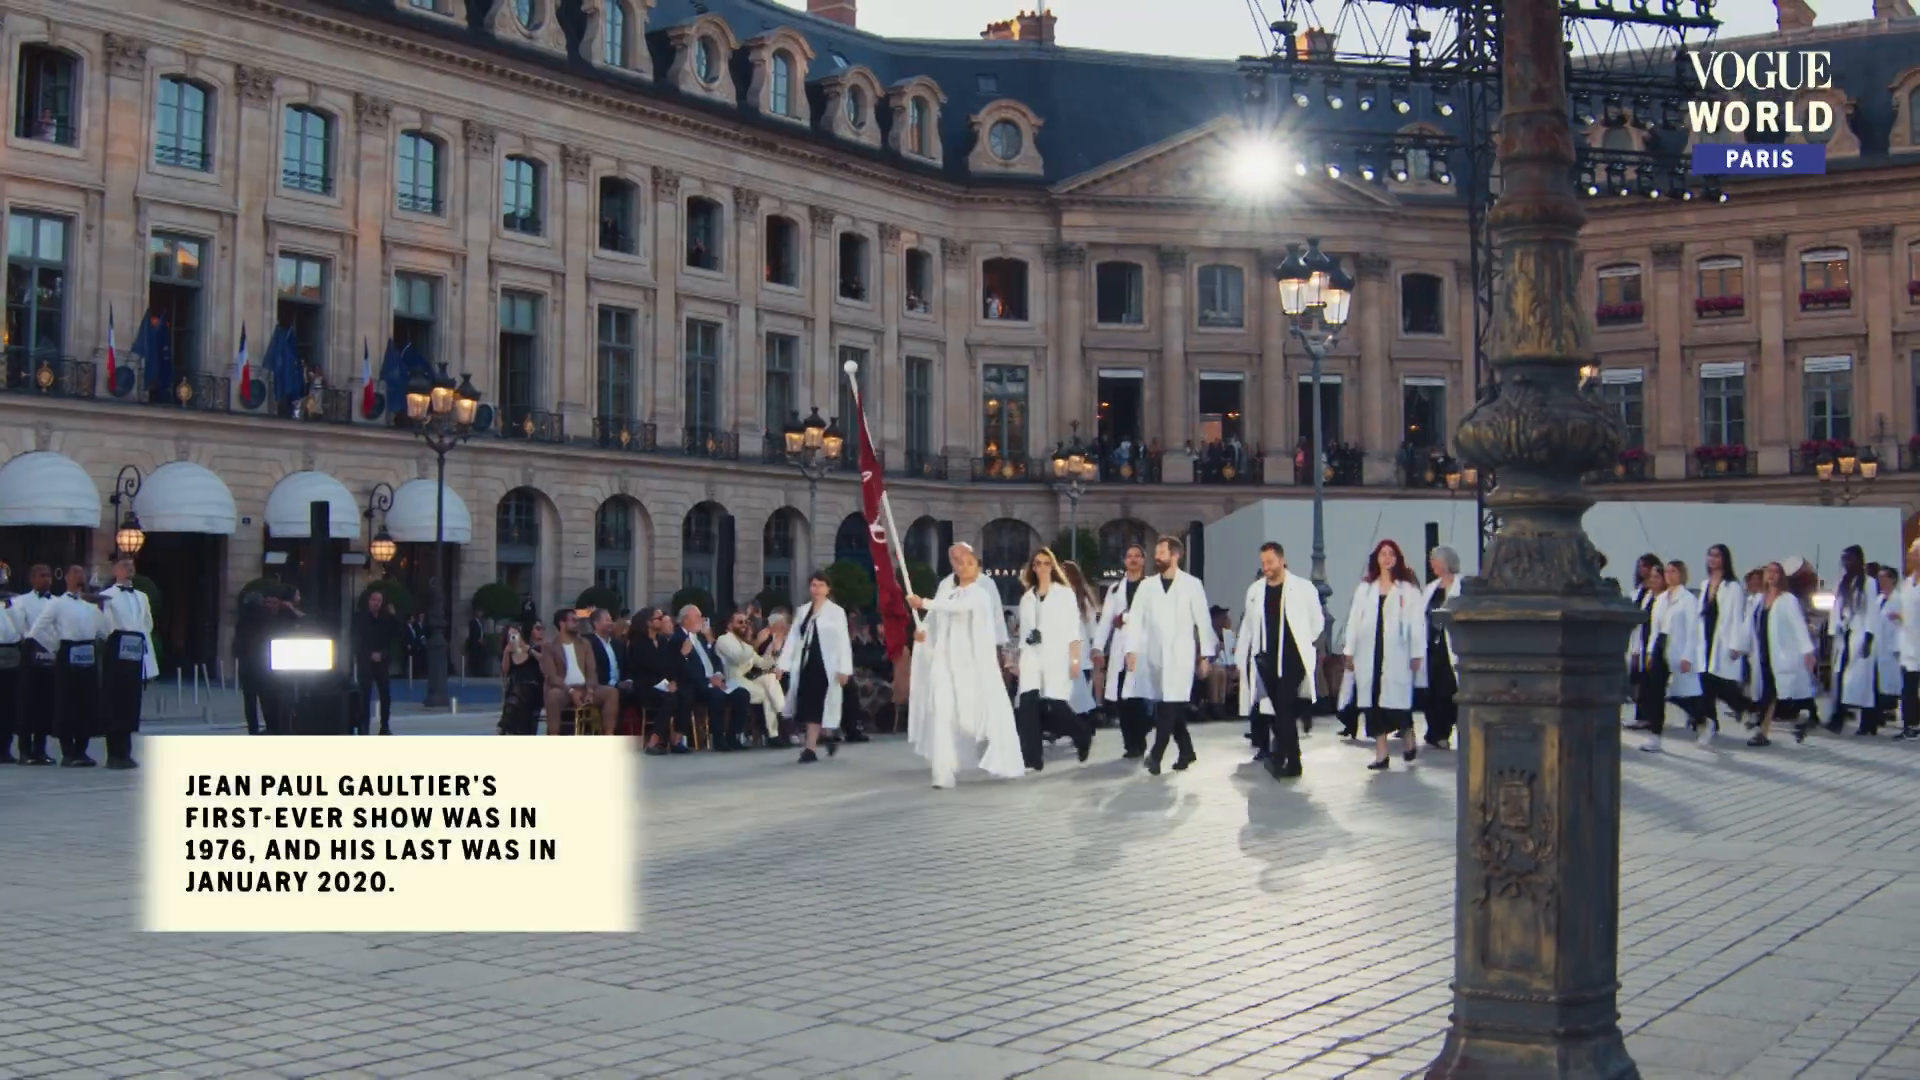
[1126,535,1217,775]
[1235,542,1324,780]
[1092,544,1151,758]
[906,543,1026,788]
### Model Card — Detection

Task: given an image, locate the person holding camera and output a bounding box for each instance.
[1014,548,1091,771]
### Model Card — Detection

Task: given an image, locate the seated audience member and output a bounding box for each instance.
[538,609,617,734]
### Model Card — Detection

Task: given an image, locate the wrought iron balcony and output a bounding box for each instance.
[593,416,656,452]
[1400,449,1457,489]
[1295,444,1364,487]
[158,372,232,413]
[1099,452,1161,483]
[154,143,212,171]
[297,387,354,424]
[972,456,1031,482]
[1686,446,1757,479]
[3,350,96,399]
[1585,451,1652,484]
[397,190,443,215]
[1195,454,1263,485]
[281,168,332,196]
[683,427,740,460]
[1792,441,1859,477]
[499,408,567,443]
[902,451,948,480]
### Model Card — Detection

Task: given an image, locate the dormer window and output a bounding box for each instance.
[771,52,793,116]
[988,120,1022,161]
[749,30,812,124]
[845,85,867,129]
[694,37,719,84]
[513,0,533,27]
[603,2,629,68]
[967,100,1043,176]
[488,0,564,56]
[908,99,929,155]
[887,78,947,164]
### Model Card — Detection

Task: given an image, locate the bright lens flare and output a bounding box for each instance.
[1229,140,1285,195]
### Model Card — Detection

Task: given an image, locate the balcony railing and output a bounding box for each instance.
[972,456,1031,482]
[158,372,232,413]
[903,451,948,480]
[296,387,354,424]
[1687,447,1758,479]
[1195,454,1262,485]
[1594,302,1644,328]
[154,143,211,171]
[19,116,76,147]
[1799,288,1851,312]
[1099,452,1162,483]
[1586,452,1652,484]
[281,168,332,196]
[1295,444,1364,487]
[593,416,656,452]
[1695,295,1744,319]
[3,351,95,398]
[499,409,567,443]
[1400,448,1457,489]
[397,190,443,215]
[1791,441,1857,476]
[683,427,740,460]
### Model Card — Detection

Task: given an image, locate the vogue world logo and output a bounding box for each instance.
[1685,50,1832,176]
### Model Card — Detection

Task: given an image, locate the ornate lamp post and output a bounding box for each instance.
[110,465,146,561]
[364,481,397,572]
[1049,422,1099,564]
[403,363,480,708]
[1815,444,1876,505]
[782,407,844,572]
[1428,1,1643,1077]
[1273,238,1353,623]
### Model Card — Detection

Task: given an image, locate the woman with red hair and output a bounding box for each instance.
[1341,539,1427,771]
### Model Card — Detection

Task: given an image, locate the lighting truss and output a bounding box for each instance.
[1239,0,1722,558]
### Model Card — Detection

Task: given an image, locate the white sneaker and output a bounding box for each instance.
[1639,734,1662,753]
[1696,725,1714,747]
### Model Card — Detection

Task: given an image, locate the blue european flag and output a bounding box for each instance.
[1691,144,1825,176]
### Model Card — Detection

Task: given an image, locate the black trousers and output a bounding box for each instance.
[1016,692,1085,769]
[21,649,54,756]
[239,667,279,735]
[358,657,391,733]
[0,661,16,760]
[1111,696,1151,756]
[691,684,750,745]
[1256,660,1305,767]
[1701,674,1744,730]
[1148,701,1196,764]
[102,644,144,760]
[648,685,688,741]
[1638,653,1671,735]
[1902,670,1920,732]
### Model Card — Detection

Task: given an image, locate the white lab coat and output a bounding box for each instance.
[1827,585,1879,713]
[1626,585,1657,674]
[1233,573,1324,715]
[1123,570,1217,705]
[1341,580,1426,711]
[1874,590,1903,697]
[1699,578,1748,682]
[1092,577,1144,701]
[1896,575,1920,673]
[1746,592,1817,704]
[1654,587,1704,700]
[777,598,854,730]
[1016,584,1081,701]
[1069,611,1098,714]
[1414,577,1462,691]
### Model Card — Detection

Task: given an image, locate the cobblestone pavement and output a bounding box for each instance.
[2,719,1917,1079]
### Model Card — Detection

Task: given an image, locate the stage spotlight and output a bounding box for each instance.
[1388,150,1410,182]
[1579,165,1599,196]
[1431,79,1455,118]
[1390,79,1411,114]
[1356,78,1377,111]
[1324,79,1344,110]
[1228,139,1285,196]
[1606,163,1626,195]
[1290,74,1311,108]
[1574,94,1598,127]
[1429,152,1452,185]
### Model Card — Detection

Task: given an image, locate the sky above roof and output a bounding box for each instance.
[769,0,1881,58]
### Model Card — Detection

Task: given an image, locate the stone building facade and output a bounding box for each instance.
[1,0,1917,670]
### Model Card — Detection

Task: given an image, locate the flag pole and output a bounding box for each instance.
[843,362,923,632]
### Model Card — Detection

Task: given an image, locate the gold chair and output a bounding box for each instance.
[573,704,604,736]
[689,707,711,750]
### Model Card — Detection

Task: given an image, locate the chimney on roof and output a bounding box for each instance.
[808,0,856,28]
[1774,0,1816,32]
[982,9,1057,45]
[1873,0,1915,19]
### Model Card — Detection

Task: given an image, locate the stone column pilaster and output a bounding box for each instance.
[1861,225,1897,447]
[649,166,682,443]
[352,94,394,412]
[734,188,765,444]
[230,65,279,408]
[1355,252,1392,482]
[98,35,148,394]
[1651,241,1685,473]
[1755,233,1789,472]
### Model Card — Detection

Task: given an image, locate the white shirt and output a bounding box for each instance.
[562,642,586,687]
[1216,628,1237,662]
[597,634,621,684]
[29,593,102,655]
[690,633,718,679]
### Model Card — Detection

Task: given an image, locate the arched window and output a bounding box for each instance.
[845,84,868,129]
[982,257,1028,321]
[396,131,443,214]
[495,489,540,608]
[908,97,928,155]
[1097,519,1152,579]
[763,510,799,604]
[513,0,535,28]
[770,51,793,117]
[694,36,720,84]
[154,76,212,171]
[501,155,543,235]
[281,105,333,195]
[594,500,634,610]
[982,519,1033,606]
[604,1,628,68]
[14,44,79,147]
[834,513,874,574]
[681,501,734,609]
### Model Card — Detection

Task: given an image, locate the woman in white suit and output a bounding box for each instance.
[1642,560,1707,753]
[1342,539,1427,771]
[1015,548,1090,769]
[1825,545,1879,737]
[1415,546,1463,750]
[1870,564,1902,736]
[776,571,855,764]
[1697,544,1748,744]
[1746,560,1818,748]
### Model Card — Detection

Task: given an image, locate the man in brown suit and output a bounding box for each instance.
[539,609,618,734]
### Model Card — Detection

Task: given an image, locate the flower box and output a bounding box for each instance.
[1799,287,1851,310]
[1799,438,1856,456]
[1694,294,1744,317]
[1595,301,1644,324]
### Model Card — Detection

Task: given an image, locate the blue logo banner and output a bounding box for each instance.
[1691,144,1826,176]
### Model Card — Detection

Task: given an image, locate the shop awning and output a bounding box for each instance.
[264,471,360,540]
[134,462,237,535]
[0,451,102,528]
[386,479,472,545]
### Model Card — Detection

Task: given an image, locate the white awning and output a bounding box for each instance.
[265,471,360,540]
[134,462,237,535]
[0,452,101,528]
[386,479,472,545]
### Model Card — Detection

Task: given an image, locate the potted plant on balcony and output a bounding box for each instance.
[1799,287,1852,310]
[1694,294,1744,317]
[1595,301,1644,324]
[1691,443,1748,474]
[1616,446,1649,478]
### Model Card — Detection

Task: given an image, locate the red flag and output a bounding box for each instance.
[852,386,911,661]
[360,339,376,418]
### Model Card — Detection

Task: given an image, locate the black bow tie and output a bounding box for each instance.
[117,585,133,592]
[34,591,48,599]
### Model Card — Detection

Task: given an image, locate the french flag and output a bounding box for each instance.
[360,339,376,418]
[106,306,119,372]
[233,324,249,388]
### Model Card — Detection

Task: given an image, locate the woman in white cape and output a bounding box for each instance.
[906,543,1025,788]
[1745,560,1818,747]
[776,571,855,764]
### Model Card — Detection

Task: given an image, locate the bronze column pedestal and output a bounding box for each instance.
[1425,0,1646,1077]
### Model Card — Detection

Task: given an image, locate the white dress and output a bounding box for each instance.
[908,576,1026,787]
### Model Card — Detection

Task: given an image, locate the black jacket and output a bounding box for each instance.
[351,608,402,662]
[587,635,626,687]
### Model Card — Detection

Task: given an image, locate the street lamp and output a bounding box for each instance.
[1274,238,1354,624]
[365,481,397,570]
[1049,421,1099,564]
[403,363,481,708]
[110,465,145,559]
[1816,445,1877,505]
[782,407,843,576]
